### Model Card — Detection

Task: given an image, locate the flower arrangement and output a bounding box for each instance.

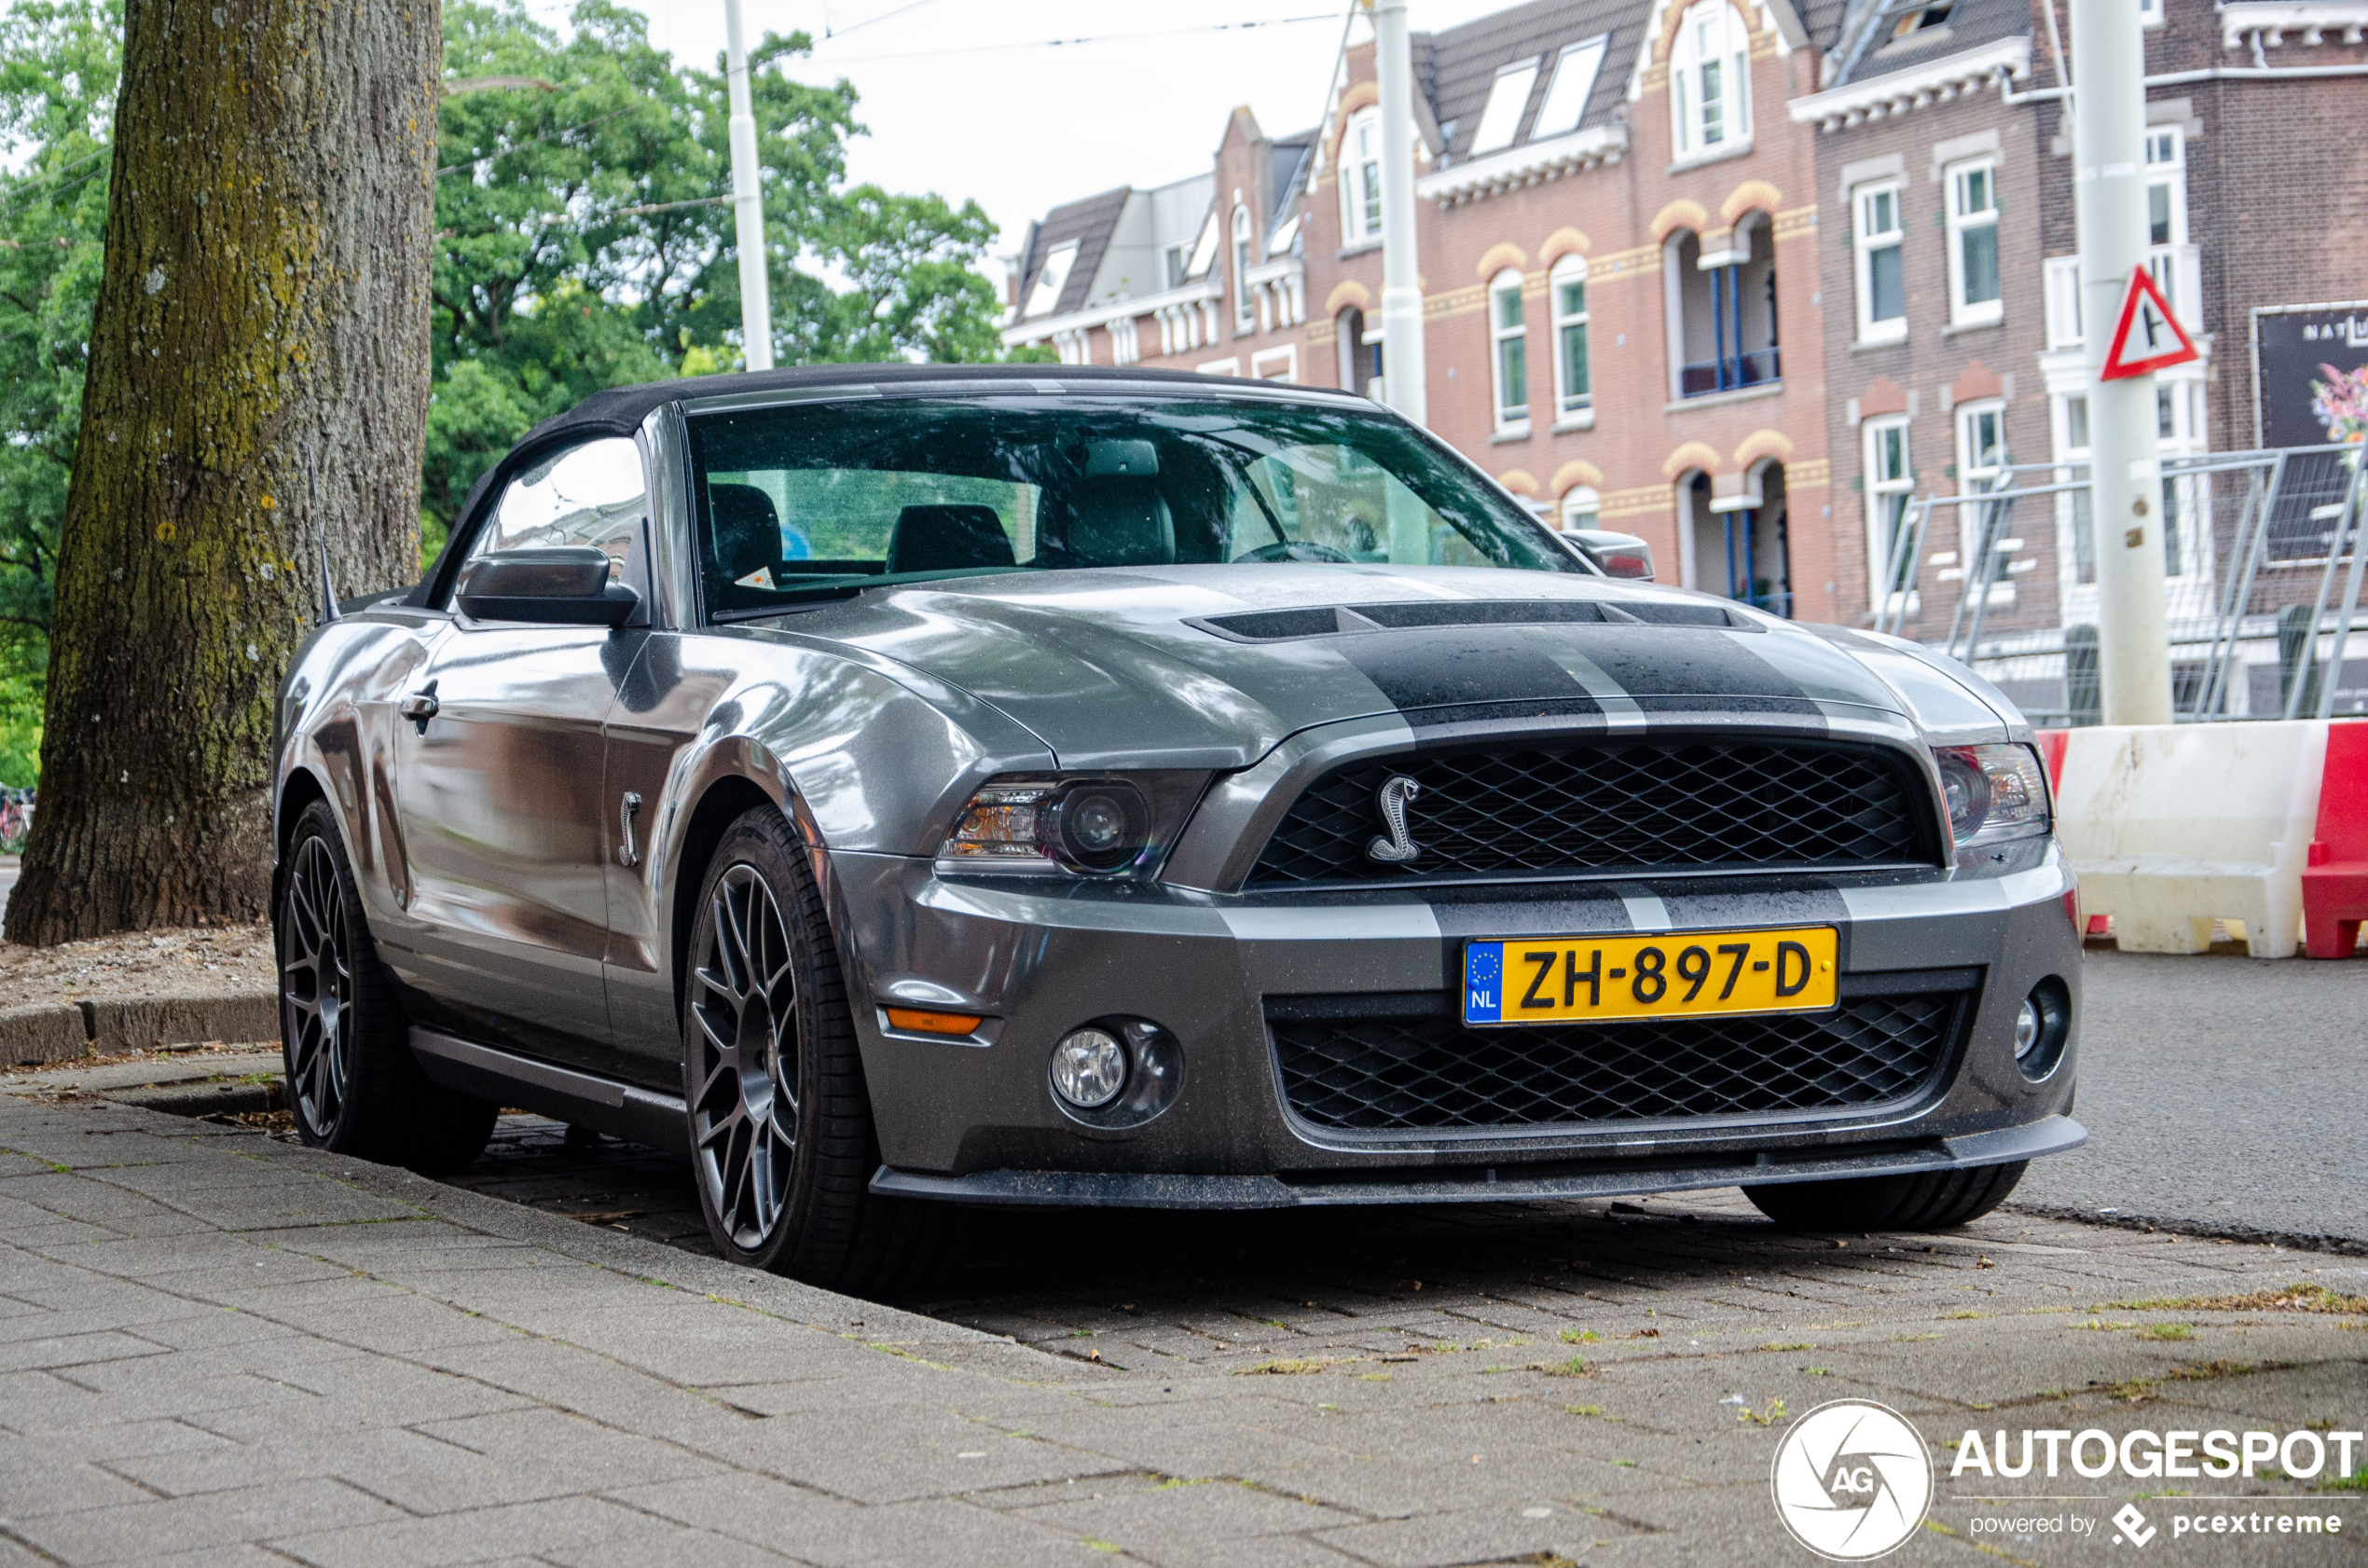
[2311,362,2368,456]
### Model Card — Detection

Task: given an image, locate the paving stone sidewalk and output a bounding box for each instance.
[3,1090,2364,1566]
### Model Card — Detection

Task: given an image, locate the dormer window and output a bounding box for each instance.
[1470,58,1541,156]
[1532,36,1609,140]
[1024,243,1077,319]
[1670,1,1752,159]
[1891,1,1954,37]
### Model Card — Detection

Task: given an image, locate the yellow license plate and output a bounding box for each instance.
[1463,928,1839,1026]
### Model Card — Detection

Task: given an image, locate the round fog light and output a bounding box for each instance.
[1050,1027,1127,1108]
[2014,998,2043,1060]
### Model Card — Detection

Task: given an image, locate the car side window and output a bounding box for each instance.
[451,437,650,607]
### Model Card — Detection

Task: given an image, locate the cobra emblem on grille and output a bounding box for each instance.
[1366,775,1424,863]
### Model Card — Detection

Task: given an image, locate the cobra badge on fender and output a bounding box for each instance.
[1367,775,1423,864]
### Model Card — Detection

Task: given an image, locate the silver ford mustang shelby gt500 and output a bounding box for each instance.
[273,365,2082,1291]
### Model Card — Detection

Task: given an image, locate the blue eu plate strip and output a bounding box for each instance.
[1464,942,1504,1025]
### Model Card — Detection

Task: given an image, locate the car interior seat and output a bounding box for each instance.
[1039,439,1176,568]
[884,504,1017,575]
[708,483,783,585]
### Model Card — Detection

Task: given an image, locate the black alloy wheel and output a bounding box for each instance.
[681,805,950,1292]
[277,800,497,1171]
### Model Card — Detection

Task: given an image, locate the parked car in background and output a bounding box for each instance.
[272,365,2081,1293]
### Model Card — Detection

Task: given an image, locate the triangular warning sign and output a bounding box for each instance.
[2100,264,2200,380]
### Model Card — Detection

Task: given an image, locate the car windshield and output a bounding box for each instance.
[684,394,1582,620]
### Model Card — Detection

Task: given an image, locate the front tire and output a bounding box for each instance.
[1744,1161,2027,1231]
[681,806,949,1294]
[278,801,496,1173]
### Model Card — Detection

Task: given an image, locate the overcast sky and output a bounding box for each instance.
[610,0,1522,280]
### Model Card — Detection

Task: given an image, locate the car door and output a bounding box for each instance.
[390,435,652,1073]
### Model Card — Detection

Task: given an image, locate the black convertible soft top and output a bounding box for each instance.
[410,364,1364,607]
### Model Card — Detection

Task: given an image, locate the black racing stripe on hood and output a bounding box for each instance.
[1631,694,1828,717]
[1333,628,1596,716]
[1553,632,1813,704]
[1397,696,1607,731]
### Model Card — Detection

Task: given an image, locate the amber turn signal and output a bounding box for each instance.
[886,1007,984,1036]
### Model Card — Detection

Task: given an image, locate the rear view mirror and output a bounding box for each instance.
[1560,529,1656,581]
[457,546,640,626]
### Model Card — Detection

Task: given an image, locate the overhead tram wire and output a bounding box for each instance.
[436,104,639,178]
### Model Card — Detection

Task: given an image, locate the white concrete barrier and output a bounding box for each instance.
[2055,721,2328,959]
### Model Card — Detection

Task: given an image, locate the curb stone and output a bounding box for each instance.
[0,989,274,1066]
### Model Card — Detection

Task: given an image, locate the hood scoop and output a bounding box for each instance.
[1188,598,1754,644]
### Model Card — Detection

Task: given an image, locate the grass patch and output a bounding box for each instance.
[1736,1399,1788,1426]
[1941,1311,1987,1320]
[1535,1355,1590,1378]
[2321,1465,2368,1493]
[2072,1318,2135,1331]
[1566,1404,1608,1417]
[1237,1357,1348,1376]
[2137,1323,2195,1341]
[1561,1328,1600,1344]
[1758,1341,1814,1352]
[2107,1284,2368,1314]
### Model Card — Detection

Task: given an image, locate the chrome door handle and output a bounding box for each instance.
[618,792,642,867]
[399,681,439,734]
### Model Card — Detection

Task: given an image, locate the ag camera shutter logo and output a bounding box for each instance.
[1770,1399,1934,1560]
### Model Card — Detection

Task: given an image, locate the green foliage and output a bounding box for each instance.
[0,0,117,781]
[0,0,1021,749]
[425,0,1020,533]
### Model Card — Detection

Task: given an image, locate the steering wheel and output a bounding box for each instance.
[1236,541,1355,564]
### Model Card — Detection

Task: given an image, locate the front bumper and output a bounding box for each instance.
[832,839,2083,1201]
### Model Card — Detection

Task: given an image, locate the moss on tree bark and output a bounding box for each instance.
[8,0,439,944]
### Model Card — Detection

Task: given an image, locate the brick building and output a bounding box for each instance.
[999,0,2366,657]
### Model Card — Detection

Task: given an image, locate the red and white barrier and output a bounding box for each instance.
[2050,722,2329,959]
[2303,721,2368,958]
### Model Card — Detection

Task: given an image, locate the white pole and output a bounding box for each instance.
[2069,0,2169,723]
[1371,0,1426,428]
[724,0,775,372]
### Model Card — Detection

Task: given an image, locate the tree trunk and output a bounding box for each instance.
[7,0,439,944]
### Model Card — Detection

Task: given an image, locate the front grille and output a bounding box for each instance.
[1247,739,1929,887]
[1269,988,1963,1135]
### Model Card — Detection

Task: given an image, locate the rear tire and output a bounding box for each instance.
[681,805,951,1296]
[1743,1161,2027,1231]
[278,801,497,1174]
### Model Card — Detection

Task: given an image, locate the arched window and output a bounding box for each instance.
[1335,306,1366,392]
[1549,255,1591,421]
[1339,108,1384,245]
[1670,0,1752,159]
[1560,486,1601,532]
[1232,205,1255,330]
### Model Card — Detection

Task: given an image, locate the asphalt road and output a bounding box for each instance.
[2015,947,2367,1248]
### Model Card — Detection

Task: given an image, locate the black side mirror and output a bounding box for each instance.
[456,546,640,626]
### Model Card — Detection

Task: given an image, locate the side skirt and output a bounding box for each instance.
[409,1026,687,1153]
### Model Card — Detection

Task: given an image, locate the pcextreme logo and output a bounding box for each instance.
[1770,1399,1934,1560]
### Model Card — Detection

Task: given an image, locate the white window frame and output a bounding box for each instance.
[1670,0,1753,161]
[1196,356,1241,378]
[1533,36,1609,140]
[1340,107,1382,245]
[2043,254,2082,349]
[1853,182,1907,345]
[1560,486,1602,531]
[1231,205,1254,331]
[1549,255,1592,425]
[1864,416,1915,609]
[1945,158,2003,328]
[2053,392,2096,589]
[1250,345,1298,383]
[1954,399,2010,595]
[1488,268,1530,433]
[1470,58,1542,155]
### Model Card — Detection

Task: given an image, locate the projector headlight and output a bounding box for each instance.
[1932,743,2051,849]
